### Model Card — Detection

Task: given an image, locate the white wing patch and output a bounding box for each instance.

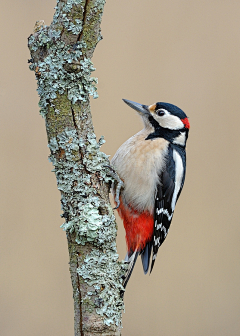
[171,150,184,211]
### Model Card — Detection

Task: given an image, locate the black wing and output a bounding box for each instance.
[150,146,184,273]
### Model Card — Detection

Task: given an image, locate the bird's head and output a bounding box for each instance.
[123,99,190,146]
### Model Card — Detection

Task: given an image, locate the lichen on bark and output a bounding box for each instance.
[28,1,125,335]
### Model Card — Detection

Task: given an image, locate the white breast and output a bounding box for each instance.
[111,129,169,213]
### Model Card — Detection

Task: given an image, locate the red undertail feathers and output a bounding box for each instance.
[117,197,154,254]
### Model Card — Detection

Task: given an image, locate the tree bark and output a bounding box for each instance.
[28,1,125,335]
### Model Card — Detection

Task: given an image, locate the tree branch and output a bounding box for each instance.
[28,1,125,335]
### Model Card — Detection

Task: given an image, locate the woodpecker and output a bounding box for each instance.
[111,99,190,287]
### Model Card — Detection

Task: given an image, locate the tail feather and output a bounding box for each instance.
[141,242,152,274]
[122,250,139,288]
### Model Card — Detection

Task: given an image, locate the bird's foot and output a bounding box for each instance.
[104,165,124,209]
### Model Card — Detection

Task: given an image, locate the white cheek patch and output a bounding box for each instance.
[154,110,184,130]
[173,132,186,146]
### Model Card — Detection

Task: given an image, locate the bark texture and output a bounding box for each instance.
[28,1,125,335]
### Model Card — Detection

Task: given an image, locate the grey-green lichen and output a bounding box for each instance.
[78,249,126,326]
[29,30,98,117]
[53,0,85,33]
[48,128,126,325]
[28,0,106,115]
[29,0,124,328]
[28,0,106,117]
[48,128,112,244]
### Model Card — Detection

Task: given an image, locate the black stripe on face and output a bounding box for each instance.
[146,115,183,142]
[148,115,160,129]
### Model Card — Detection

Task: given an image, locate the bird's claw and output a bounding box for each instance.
[104,165,124,209]
[113,178,124,209]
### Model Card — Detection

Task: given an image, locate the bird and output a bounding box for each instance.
[111,99,190,288]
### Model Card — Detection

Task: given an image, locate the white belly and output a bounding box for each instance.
[111,129,169,213]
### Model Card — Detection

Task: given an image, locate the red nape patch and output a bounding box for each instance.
[117,198,154,253]
[181,117,190,129]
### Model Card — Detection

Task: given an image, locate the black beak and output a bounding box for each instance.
[122,99,150,117]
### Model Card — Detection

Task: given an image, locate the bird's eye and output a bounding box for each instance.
[156,109,165,116]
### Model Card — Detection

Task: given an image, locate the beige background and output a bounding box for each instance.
[1,1,240,335]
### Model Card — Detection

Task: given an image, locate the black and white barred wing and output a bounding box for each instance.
[150,147,185,272]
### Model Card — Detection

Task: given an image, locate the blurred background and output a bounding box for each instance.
[1,1,240,335]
